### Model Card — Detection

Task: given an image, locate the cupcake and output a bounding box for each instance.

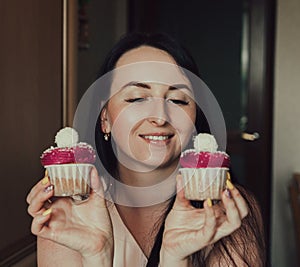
[40,127,96,197]
[179,133,230,200]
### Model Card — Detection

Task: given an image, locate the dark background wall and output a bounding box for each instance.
[129,0,244,131]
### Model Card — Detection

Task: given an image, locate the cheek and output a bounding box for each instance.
[108,104,146,143]
[168,107,196,150]
[168,105,196,133]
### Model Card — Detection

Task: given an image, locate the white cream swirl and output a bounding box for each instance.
[193,133,218,152]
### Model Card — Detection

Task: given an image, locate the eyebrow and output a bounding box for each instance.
[121,81,191,91]
[121,81,151,89]
[169,83,192,91]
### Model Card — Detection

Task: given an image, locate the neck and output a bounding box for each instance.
[116,198,171,216]
[108,161,178,207]
[117,160,179,186]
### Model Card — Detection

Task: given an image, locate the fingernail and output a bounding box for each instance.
[41,176,49,185]
[42,208,52,216]
[207,198,212,207]
[225,188,232,198]
[44,185,54,193]
[226,171,231,181]
[226,179,234,190]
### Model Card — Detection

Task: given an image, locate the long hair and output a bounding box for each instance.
[94,32,265,266]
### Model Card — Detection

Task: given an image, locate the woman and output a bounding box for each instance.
[27,33,265,266]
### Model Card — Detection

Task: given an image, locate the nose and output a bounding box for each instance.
[147,98,169,126]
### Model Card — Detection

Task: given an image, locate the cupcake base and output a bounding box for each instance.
[45,163,93,197]
[180,167,228,200]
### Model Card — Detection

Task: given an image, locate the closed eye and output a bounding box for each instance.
[167,99,189,105]
[125,98,146,103]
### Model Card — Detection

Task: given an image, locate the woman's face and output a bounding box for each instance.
[101,46,197,172]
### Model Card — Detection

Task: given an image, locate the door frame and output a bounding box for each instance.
[246,0,275,264]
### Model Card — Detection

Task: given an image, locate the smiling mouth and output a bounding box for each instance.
[139,134,174,141]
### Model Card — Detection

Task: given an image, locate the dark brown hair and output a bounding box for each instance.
[95,32,265,266]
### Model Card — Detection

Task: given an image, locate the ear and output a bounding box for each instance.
[100,107,111,134]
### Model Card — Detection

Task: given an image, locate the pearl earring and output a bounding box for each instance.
[104,133,110,141]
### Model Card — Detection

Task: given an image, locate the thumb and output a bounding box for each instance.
[173,174,190,210]
[88,167,106,205]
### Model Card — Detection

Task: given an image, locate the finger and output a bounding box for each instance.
[202,199,216,237]
[90,167,104,195]
[226,180,249,218]
[173,175,191,210]
[31,208,52,236]
[193,199,216,249]
[27,184,54,217]
[221,189,242,231]
[26,170,50,204]
[31,209,72,247]
[88,167,106,207]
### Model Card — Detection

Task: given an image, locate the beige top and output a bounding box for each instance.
[108,203,148,267]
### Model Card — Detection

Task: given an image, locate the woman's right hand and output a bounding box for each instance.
[26,167,113,266]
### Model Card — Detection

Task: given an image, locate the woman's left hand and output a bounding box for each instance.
[160,175,249,264]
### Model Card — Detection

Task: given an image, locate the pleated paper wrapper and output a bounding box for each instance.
[180,167,228,200]
[45,163,93,196]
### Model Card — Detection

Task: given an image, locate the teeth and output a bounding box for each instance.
[143,135,169,141]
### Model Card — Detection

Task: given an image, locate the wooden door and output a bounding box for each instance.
[0,0,62,264]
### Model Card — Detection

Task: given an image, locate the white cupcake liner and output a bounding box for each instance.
[179,167,229,200]
[45,163,94,197]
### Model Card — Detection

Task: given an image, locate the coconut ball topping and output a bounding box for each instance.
[193,133,218,152]
[55,127,79,148]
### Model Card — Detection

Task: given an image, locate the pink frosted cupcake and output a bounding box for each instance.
[41,127,96,197]
[180,133,230,200]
